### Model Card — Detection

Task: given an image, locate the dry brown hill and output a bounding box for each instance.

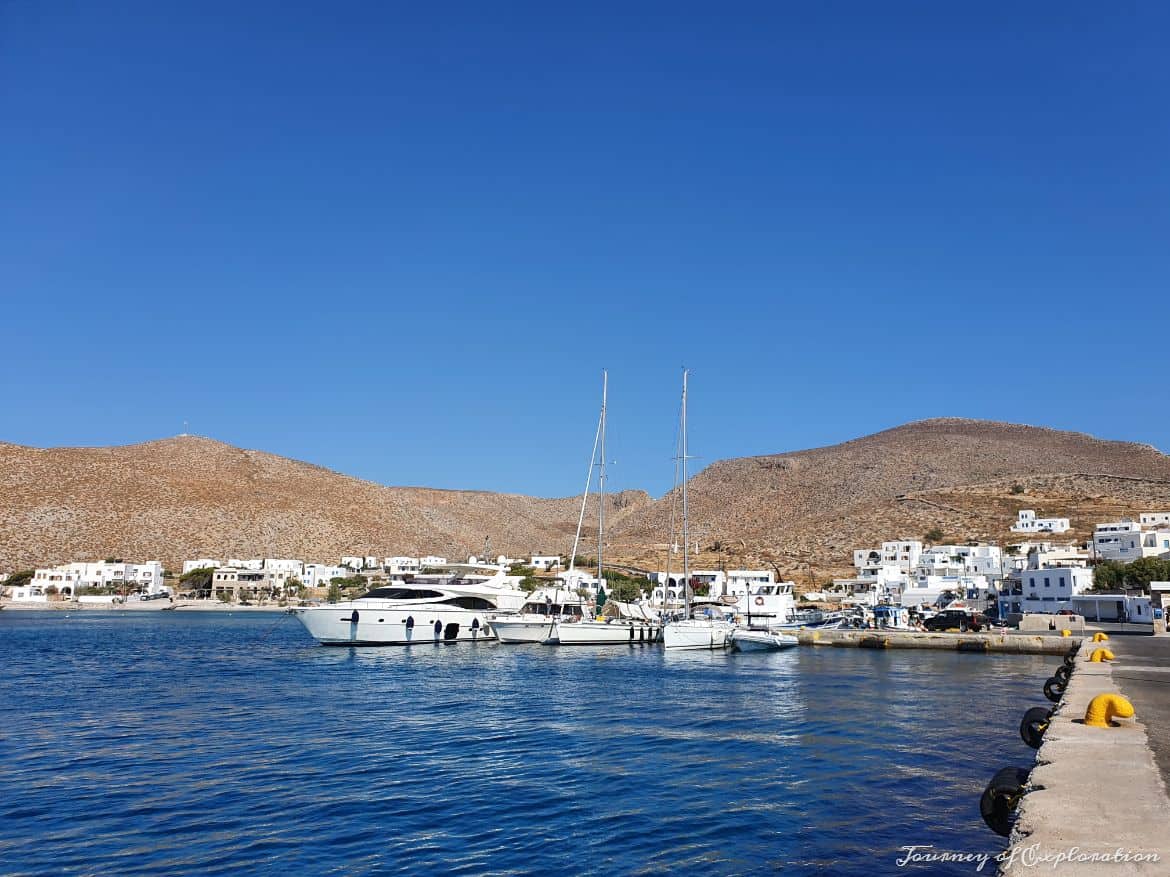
[2,419,1169,582]
[0,436,650,572]
[608,418,1170,582]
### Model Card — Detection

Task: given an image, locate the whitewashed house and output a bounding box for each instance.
[385,557,421,576]
[1092,520,1169,562]
[1011,510,1071,534]
[33,560,165,597]
[300,564,349,589]
[8,584,48,602]
[182,558,222,574]
[530,554,563,571]
[420,555,448,567]
[998,566,1094,617]
[1139,512,1170,526]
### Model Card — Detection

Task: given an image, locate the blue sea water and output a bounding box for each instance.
[0,612,1051,876]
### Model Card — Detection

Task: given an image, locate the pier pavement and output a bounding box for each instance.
[1002,632,1170,875]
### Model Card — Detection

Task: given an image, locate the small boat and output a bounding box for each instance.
[729,628,799,652]
[772,609,846,631]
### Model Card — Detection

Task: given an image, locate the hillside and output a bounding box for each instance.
[2,419,1169,581]
[0,436,650,572]
[607,419,1170,581]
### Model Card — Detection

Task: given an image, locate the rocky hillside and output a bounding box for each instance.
[608,419,1170,581]
[0,436,650,572]
[2,419,1169,581]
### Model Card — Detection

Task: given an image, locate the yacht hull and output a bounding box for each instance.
[294,605,496,645]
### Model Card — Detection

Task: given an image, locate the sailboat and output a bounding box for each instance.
[662,370,735,651]
[554,371,661,646]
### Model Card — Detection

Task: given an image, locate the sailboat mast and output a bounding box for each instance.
[597,370,607,596]
[681,369,690,619]
[568,385,604,576]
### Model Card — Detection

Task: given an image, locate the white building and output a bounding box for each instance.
[901,574,992,609]
[853,541,923,574]
[263,558,304,576]
[1092,520,1169,562]
[300,563,349,588]
[530,554,563,571]
[1139,512,1170,526]
[998,566,1094,616]
[385,556,421,576]
[1071,594,1153,623]
[227,558,265,570]
[32,560,165,597]
[182,558,222,574]
[420,555,448,568]
[1005,542,1091,573]
[727,570,775,593]
[1011,510,1071,534]
[8,584,48,602]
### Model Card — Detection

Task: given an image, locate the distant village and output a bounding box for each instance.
[3,508,1170,623]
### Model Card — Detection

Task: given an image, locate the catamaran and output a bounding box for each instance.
[663,370,734,651]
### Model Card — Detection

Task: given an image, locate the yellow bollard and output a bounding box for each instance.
[1061,629,1071,637]
[1092,632,1109,642]
[1084,693,1134,728]
[1089,648,1115,662]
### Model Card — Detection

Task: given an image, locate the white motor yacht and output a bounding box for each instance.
[292,567,526,645]
[491,588,590,644]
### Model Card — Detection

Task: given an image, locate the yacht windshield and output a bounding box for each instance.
[360,587,444,600]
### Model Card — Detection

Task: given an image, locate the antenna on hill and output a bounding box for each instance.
[181,419,189,436]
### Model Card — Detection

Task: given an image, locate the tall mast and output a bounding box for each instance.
[681,368,690,619]
[568,381,604,576]
[597,370,607,594]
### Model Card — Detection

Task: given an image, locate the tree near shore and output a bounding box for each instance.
[179,567,216,598]
[2,570,34,595]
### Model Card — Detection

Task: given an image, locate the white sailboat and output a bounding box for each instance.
[554,371,662,646]
[663,370,734,651]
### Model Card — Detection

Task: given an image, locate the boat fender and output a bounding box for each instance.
[405,616,415,629]
[471,618,480,630]
[1062,649,1078,668]
[629,625,634,642]
[433,620,442,636]
[350,610,360,624]
[1053,664,1072,684]
[980,767,1029,837]
[1042,676,1066,703]
[1019,707,1053,749]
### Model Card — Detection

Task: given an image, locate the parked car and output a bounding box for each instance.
[923,609,987,632]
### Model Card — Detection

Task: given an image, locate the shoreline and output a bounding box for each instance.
[0,600,286,612]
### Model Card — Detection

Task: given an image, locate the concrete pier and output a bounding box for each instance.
[1002,635,1170,875]
[794,627,1074,654]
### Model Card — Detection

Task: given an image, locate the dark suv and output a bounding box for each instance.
[923,609,987,632]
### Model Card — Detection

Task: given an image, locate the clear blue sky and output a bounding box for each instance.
[2,2,1167,497]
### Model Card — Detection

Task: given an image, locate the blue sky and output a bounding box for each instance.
[2,1,1167,496]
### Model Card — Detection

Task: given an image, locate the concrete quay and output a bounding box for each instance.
[1002,635,1170,875]
[794,627,1075,654]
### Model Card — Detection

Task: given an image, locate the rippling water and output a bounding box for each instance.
[0,612,1050,875]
